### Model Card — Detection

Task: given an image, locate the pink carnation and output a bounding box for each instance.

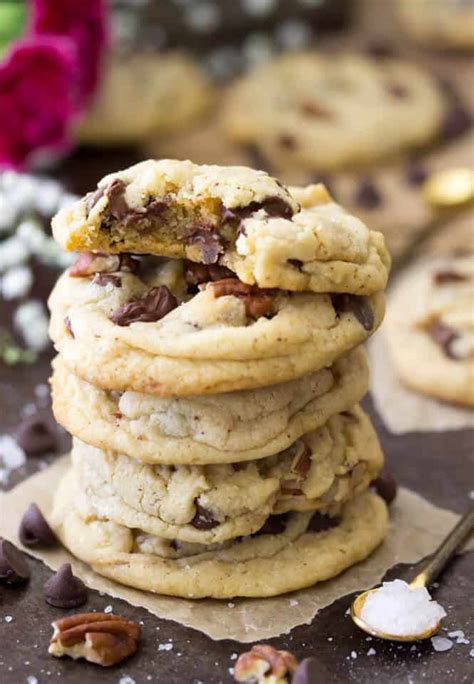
[0,37,76,169]
[31,0,107,107]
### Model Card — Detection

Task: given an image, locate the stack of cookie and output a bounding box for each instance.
[47,160,391,599]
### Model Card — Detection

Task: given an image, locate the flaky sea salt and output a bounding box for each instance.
[360,579,446,637]
[431,636,453,652]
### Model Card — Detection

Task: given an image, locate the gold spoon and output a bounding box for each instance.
[423,167,474,209]
[351,503,474,642]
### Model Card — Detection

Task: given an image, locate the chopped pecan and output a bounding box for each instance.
[69,252,138,277]
[234,644,298,683]
[49,612,140,667]
[206,278,279,319]
[111,285,178,326]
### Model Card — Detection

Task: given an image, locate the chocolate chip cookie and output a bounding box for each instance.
[384,255,474,406]
[52,160,390,295]
[48,258,385,395]
[51,469,388,598]
[221,52,447,172]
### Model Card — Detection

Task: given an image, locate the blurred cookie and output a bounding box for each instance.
[385,255,474,406]
[78,53,213,144]
[397,0,474,50]
[221,52,447,172]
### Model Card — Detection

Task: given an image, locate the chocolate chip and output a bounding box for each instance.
[441,104,472,140]
[300,101,332,118]
[307,512,340,533]
[331,293,374,331]
[19,503,58,547]
[433,270,467,285]
[85,186,105,215]
[386,82,409,99]
[105,179,130,221]
[253,514,288,536]
[64,316,74,338]
[405,160,428,186]
[354,179,382,209]
[93,273,122,288]
[221,196,295,223]
[292,657,323,684]
[278,134,296,150]
[371,470,397,505]
[0,539,30,585]
[16,417,58,456]
[170,539,181,551]
[111,285,178,326]
[428,319,460,359]
[184,226,225,264]
[191,500,219,530]
[44,563,88,608]
[288,259,304,270]
[183,261,233,289]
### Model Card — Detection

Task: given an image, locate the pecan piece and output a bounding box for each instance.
[69,252,138,277]
[111,285,178,326]
[433,270,467,285]
[234,644,298,683]
[206,278,279,319]
[184,261,234,288]
[49,612,140,667]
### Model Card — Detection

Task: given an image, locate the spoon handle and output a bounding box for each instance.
[410,503,474,589]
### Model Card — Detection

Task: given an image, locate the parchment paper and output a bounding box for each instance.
[0,456,472,642]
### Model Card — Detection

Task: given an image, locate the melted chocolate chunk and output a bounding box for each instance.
[105,179,130,221]
[307,512,340,533]
[221,196,295,223]
[253,514,288,536]
[93,273,122,288]
[184,262,234,289]
[405,160,428,186]
[331,294,374,331]
[111,285,178,326]
[354,179,382,209]
[0,539,30,585]
[19,503,58,547]
[170,539,181,551]
[191,500,219,530]
[44,563,88,608]
[184,226,225,264]
[85,186,105,215]
[16,417,58,456]
[278,134,297,150]
[433,270,467,285]
[428,319,460,359]
[371,470,397,505]
[100,179,168,230]
[288,258,304,270]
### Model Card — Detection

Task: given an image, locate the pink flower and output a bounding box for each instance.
[31,0,107,107]
[0,36,76,169]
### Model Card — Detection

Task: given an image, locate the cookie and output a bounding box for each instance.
[48,260,385,395]
[221,52,447,172]
[50,470,388,598]
[51,160,390,295]
[51,347,368,464]
[79,53,213,144]
[384,256,474,406]
[70,404,383,544]
[397,0,474,50]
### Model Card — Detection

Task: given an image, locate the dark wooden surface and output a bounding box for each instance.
[1,148,473,683]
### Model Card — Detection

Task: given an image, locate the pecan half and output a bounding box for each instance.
[69,252,138,277]
[206,278,279,319]
[234,644,298,683]
[49,612,140,667]
[111,285,178,326]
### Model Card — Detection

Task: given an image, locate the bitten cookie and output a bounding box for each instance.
[221,52,447,172]
[52,160,390,294]
[48,258,385,395]
[384,255,474,406]
[51,347,368,464]
[71,404,383,544]
[51,470,388,599]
